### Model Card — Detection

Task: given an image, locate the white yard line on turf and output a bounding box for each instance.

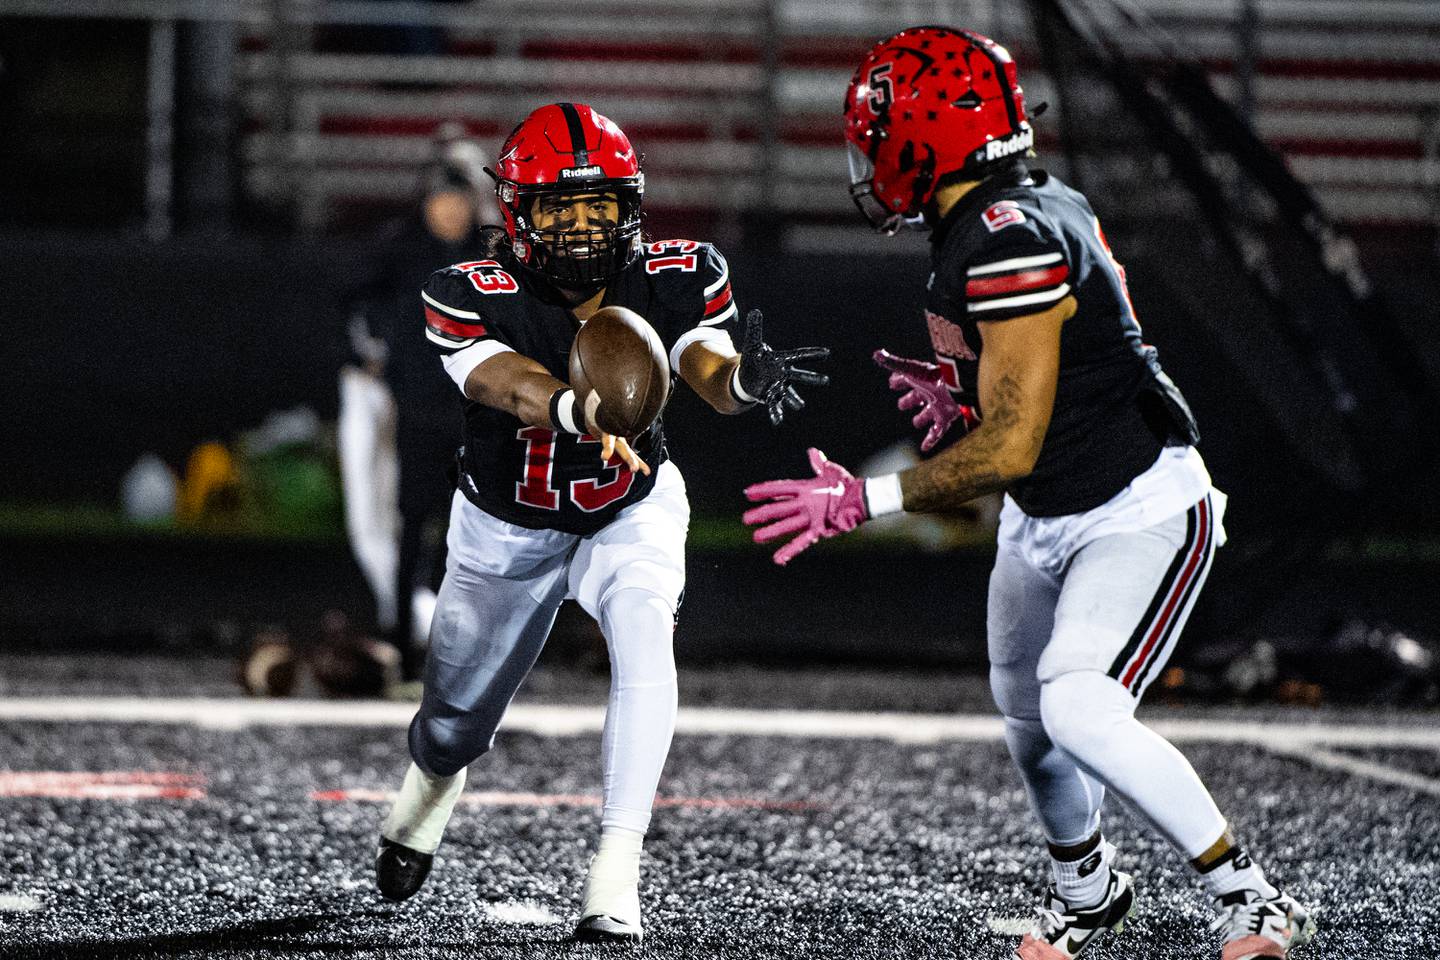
[0,697,1436,750]
[482,902,563,926]
[1265,743,1440,797]
[985,916,1033,936]
[0,894,43,913]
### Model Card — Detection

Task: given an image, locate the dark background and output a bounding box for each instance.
[2,4,1438,671]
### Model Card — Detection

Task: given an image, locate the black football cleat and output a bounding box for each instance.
[375,837,433,902]
[574,913,643,944]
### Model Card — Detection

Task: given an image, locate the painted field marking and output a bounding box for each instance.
[0,893,43,913]
[312,787,822,812]
[0,771,207,800]
[985,916,1032,936]
[1,698,1438,798]
[1264,743,1440,798]
[0,697,1437,750]
[483,901,563,926]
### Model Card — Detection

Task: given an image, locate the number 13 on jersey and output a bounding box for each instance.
[515,427,636,513]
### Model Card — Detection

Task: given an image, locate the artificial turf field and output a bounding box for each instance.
[0,658,1436,959]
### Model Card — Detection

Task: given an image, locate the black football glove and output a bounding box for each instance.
[736,309,831,426]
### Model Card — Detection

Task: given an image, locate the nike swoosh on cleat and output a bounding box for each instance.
[1065,935,1089,954]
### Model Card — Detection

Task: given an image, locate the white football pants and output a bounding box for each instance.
[989,447,1230,858]
[408,462,687,836]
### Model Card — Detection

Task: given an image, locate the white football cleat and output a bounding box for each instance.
[1212,889,1316,959]
[1015,869,1137,959]
[574,832,643,944]
[374,763,465,902]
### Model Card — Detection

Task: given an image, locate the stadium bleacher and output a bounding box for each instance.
[219,0,1440,241]
[10,0,1437,241]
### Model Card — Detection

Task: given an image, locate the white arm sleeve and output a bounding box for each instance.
[440,339,515,392]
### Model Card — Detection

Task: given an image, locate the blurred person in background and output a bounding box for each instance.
[338,127,499,683]
[744,28,1314,960]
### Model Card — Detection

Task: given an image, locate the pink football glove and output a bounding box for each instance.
[742,448,868,566]
[873,348,980,452]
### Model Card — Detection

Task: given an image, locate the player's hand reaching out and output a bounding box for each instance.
[873,349,980,452]
[742,448,869,565]
[598,432,650,477]
[579,400,651,477]
[735,310,831,426]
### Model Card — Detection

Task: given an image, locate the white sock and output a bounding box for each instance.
[581,826,643,925]
[1052,838,1116,908]
[1197,843,1279,901]
[381,762,466,853]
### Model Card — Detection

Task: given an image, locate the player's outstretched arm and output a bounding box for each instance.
[896,296,1072,512]
[688,309,830,425]
[740,295,1071,565]
[463,351,650,475]
[677,340,749,415]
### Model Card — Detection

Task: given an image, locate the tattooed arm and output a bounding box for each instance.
[897,295,1075,513]
[740,293,1074,565]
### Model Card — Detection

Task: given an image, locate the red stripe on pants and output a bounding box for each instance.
[1121,498,1209,690]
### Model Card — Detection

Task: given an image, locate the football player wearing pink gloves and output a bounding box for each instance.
[744,27,1314,960]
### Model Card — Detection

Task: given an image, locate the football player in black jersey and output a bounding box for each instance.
[743,28,1313,960]
[374,103,828,943]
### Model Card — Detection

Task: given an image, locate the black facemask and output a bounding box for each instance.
[510,185,643,288]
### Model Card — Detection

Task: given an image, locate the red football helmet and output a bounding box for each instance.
[844,27,1033,234]
[491,103,644,286]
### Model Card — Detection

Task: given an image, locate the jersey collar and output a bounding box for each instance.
[928,162,1033,253]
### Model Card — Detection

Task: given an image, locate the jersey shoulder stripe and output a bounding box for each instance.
[421,287,482,319]
[424,304,487,340]
[960,222,1071,319]
[697,242,737,325]
[702,251,729,297]
[966,263,1070,298]
[421,292,489,349]
[966,251,1064,276]
[702,282,736,326]
[967,282,1072,314]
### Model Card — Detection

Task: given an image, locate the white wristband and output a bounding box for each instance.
[863,473,905,518]
[550,389,582,435]
[730,364,760,405]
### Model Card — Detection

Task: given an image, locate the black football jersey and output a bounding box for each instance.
[422,239,739,535]
[925,167,1199,517]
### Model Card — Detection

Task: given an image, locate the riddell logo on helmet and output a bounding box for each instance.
[983,129,1033,162]
[560,165,604,179]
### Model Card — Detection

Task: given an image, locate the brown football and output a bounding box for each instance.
[569,306,671,437]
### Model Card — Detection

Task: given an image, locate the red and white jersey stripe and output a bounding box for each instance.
[422,289,490,349]
[964,251,1071,319]
[700,259,737,327]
